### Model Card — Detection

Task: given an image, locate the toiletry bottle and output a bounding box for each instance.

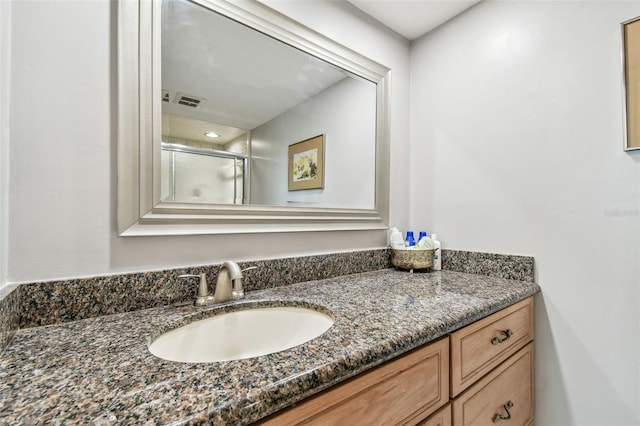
[431,234,442,270]
[405,231,415,247]
[389,228,405,249]
[418,231,427,241]
[417,233,434,249]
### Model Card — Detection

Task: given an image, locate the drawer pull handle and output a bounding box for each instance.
[492,400,514,422]
[491,329,513,345]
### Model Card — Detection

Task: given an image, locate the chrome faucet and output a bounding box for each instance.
[178,273,215,306]
[179,262,257,306]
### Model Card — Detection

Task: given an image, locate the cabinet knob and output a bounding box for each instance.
[492,400,514,422]
[491,329,513,345]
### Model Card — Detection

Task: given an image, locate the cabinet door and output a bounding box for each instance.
[260,337,449,426]
[450,297,534,396]
[417,403,452,426]
[452,343,534,426]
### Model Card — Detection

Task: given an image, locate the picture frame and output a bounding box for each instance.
[622,16,640,151]
[288,135,325,191]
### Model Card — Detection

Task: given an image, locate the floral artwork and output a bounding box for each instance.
[288,135,324,191]
[292,148,318,182]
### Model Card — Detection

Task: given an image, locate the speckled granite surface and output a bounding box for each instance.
[0,248,535,355]
[443,249,535,282]
[16,249,392,329]
[0,284,20,356]
[0,269,540,425]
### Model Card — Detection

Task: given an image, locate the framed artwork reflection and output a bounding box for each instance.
[622,16,640,151]
[288,135,325,191]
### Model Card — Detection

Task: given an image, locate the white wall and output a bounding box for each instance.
[5,0,410,284]
[251,77,376,208]
[410,1,640,424]
[0,0,10,289]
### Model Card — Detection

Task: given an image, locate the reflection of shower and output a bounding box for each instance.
[161,142,247,204]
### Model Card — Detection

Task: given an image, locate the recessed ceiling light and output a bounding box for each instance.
[204,131,220,138]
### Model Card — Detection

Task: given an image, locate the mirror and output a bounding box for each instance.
[117,0,390,235]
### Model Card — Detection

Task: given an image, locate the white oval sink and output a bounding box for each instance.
[149,306,334,363]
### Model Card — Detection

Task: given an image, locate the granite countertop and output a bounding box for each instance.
[0,269,540,425]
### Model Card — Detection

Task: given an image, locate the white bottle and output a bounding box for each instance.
[388,227,405,249]
[416,235,434,249]
[431,234,442,270]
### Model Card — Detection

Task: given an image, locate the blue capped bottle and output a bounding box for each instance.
[405,231,415,247]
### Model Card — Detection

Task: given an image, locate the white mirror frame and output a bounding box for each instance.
[117,0,390,236]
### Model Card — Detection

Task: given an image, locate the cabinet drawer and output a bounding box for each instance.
[417,403,452,426]
[452,343,534,426]
[450,297,534,396]
[260,337,449,426]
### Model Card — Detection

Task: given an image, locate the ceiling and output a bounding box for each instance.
[348,0,482,41]
[162,0,354,143]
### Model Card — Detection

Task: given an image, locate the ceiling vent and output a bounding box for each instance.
[173,92,206,108]
[162,90,170,103]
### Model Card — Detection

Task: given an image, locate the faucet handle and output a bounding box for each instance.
[231,265,258,300]
[178,273,210,299]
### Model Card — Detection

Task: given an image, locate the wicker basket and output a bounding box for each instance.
[390,248,435,271]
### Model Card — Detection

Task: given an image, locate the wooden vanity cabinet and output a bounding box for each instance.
[416,403,452,426]
[450,297,534,397]
[260,336,449,426]
[452,344,534,426]
[260,297,535,426]
[450,297,535,425]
